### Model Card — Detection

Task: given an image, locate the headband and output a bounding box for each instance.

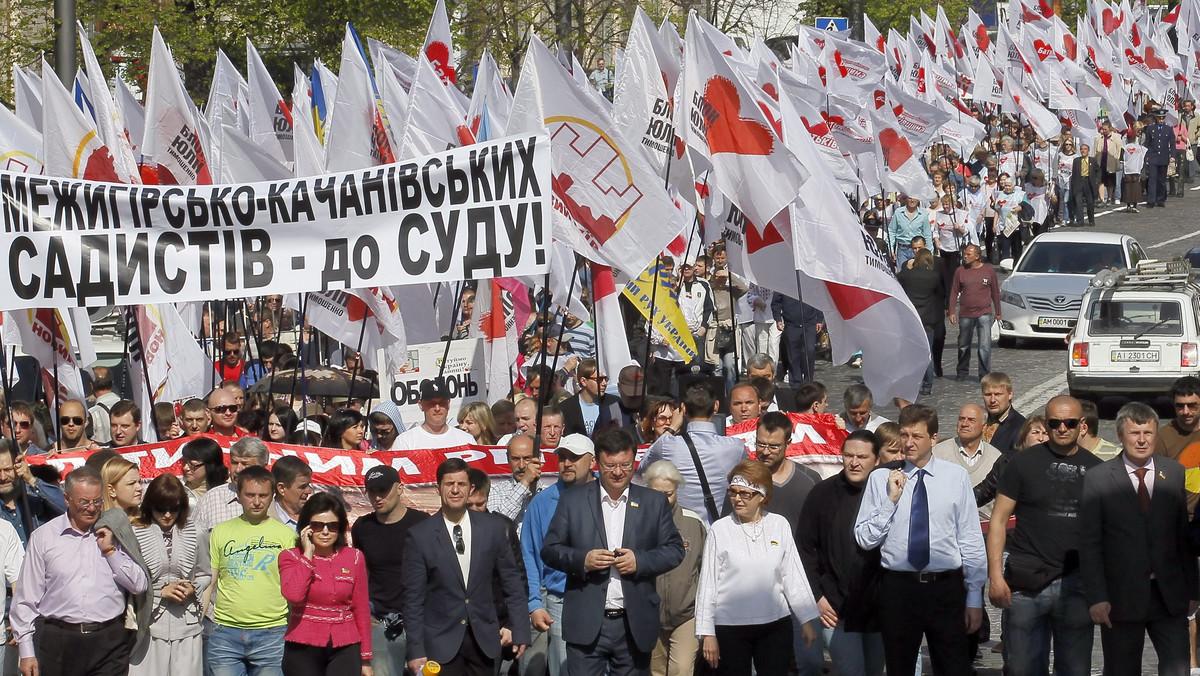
[729,474,765,497]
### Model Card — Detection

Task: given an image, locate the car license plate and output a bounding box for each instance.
[1037,316,1073,328]
[1110,350,1159,362]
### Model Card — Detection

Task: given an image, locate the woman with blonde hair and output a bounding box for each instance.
[696,460,819,674]
[97,456,153,658]
[457,401,498,445]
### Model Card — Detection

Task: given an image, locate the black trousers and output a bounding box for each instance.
[1099,582,1189,676]
[35,617,131,676]
[878,570,970,676]
[566,614,650,676]
[443,625,495,676]
[1073,186,1096,225]
[713,616,793,676]
[282,641,361,676]
[1148,163,1169,206]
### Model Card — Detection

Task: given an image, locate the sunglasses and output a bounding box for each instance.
[152,505,185,515]
[308,520,340,532]
[12,421,30,429]
[209,405,239,415]
[59,416,85,426]
[1047,418,1081,430]
[223,349,240,356]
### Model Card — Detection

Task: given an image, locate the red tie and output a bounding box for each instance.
[1134,467,1151,513]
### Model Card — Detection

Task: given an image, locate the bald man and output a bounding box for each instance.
[53,400,100,453]
[498,398,540,445]
[728,383,762,424]
[932,404,1002,519]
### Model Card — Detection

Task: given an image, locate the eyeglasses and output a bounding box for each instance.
[59,416,85,426]
[73,498,105,509]
[453,524,465,555]
[655,414,673,423]
[1047,418,1081,430]
[585,375,609,383]
[755,441,785,451]
[308,520,339,532]
[152,505,185,515]
[182,461,204,472]
[727,488,760,502]
[209,405,239,415]
[12,420,30,430]
[599,461,634,472]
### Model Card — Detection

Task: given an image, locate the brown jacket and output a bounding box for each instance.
[655,502,706,630]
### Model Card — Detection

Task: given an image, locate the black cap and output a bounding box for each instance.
[364,465,400,491]
[419,378,451,401]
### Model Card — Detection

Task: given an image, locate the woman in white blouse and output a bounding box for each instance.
[695,460,819,674]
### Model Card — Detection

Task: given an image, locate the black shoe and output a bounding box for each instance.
[1087,221,1096,226]
[920,386,932,395]
[955,374,967,381]
[1157,202,1166,207]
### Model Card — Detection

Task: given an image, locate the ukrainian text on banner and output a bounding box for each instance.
[384,338,485,429]
[0,134,551,310]
[725,413,849,475]
[622,259,698,361]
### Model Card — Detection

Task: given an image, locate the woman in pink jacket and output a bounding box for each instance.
[279,492,373,676]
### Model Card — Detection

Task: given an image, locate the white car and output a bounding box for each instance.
[998,232,1146,343]
[1068,261,1200,400]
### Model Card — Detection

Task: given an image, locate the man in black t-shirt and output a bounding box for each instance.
[351,466,430,676]
[986,396,1101,676]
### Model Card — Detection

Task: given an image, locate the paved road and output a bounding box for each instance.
[807,188,1200,674]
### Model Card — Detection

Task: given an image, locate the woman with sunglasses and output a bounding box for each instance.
[180,437,228,505]
[321,409,367,452]
[128,474,210,675]
[638,397,683,445]
[695,460,819,675]
[279,493,373,676]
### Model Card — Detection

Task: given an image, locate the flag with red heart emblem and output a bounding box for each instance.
[76,22,139,184]
[422,0,457,85]
[779,95,928,404]
[1005,79,1065,140]
[40,59,123,183]
[142,27,212,185]
[509,35,685,280]
[682,12,806,229]
[823,35,888,100]
[869,106,934,201]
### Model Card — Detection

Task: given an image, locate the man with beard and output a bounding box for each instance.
[519,435,596,676]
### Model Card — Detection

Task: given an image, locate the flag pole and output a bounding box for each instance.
[437,282,465,381]
[345,309,369,407]
[548,256,582,382]
[534,272,553,441]
[792,268,813,384]
[0,332,18,447]
[48,310,61,446]
[129,308,161,442]
[289,293,309,416]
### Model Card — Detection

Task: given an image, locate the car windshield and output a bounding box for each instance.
[1085,299,1184,337]
[1016,242,1125,274]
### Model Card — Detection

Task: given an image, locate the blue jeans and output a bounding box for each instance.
[955,314,993,378]
[1005,573,1093,676]
[207,623,286,676]
[369,615,407,676]
[1058,187,1072,222]
[520,591,566,676]
[823,623,885,676]
[794,615,823,675]
[895,245,915,270]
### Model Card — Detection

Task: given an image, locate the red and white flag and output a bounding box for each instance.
[476,279,519,403]
[325,24,395,172]
[422,0,458,85]
[466,50,512,139]
[12,308,86,409]
[77,22,139,183]
[869,104,934,200]
[509,34,685,279]
[40,60,123,182]
[683,12,807,229]
[590,263,635,379]
[396,54,474,160]
[246,38,294,167]
[142,27,212,185]
[0,103,44,175]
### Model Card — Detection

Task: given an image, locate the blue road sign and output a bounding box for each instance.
[816,17,849,31]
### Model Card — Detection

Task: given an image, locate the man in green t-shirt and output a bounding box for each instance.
[208,464,296,673]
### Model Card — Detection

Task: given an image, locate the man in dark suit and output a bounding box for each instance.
[561,359,629,437]
[1071,144,1101,227]
[772,292,823,385]
[1145,107,1175,208]
[541,428,685,675]
[403,458,531,675]
[1080,402,1200,675]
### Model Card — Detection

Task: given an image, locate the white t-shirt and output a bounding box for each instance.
[1124,143,1147,175]
[392,424,476,451]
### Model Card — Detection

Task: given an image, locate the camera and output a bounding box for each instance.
[383,613,405,641]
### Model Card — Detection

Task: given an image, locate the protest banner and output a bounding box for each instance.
[0,134,551,310]
[724,412,849,477]
[383,338,486,428]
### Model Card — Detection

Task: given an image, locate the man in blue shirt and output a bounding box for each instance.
[854,404,986,675]
[887,197,933,271]
[0,439,65,545]
[520,434,595,676]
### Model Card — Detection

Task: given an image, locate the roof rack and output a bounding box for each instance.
[1089,259,1195,289]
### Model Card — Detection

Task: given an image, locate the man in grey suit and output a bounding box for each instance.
[542,428,685,675]
[402,458,530,675]
[1080,402,1200,676]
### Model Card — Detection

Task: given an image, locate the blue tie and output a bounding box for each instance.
[908,469,930,571]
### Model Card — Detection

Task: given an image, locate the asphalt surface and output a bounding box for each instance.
[808,186,1200,674]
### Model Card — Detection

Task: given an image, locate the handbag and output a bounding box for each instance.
[714,326,735,352]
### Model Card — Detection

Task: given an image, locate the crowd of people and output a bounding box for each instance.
[3,334,1200,676]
